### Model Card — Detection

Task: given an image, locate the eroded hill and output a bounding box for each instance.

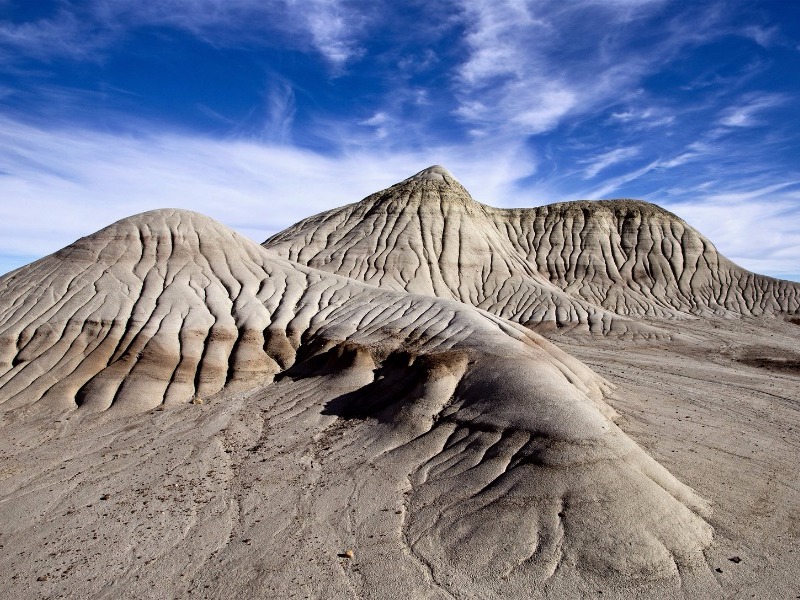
[265,166,800,327]
[1,168,798,599]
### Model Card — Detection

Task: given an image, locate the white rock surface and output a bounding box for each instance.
[0,168,797,599]
[266,167,800,329]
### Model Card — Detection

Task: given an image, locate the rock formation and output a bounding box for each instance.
[266,166,799,329]
[1,167,797,598]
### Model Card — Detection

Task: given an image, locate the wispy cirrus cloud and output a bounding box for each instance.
[581,147,640,179]
[0,115,537,272]
[0,9,112,61]
[1,114,798,280]
[717,93,786,128]
[452,0,577,136]
[0,0,367,67]
[582,160,663,199]
[0,1,798,282]
[673,182,800,277]
[449,0,728,138]
[293,0,367,66]
[741,24,779,48]
[359,111,390,140]
[263,80,296,143]
[608,107,676,129]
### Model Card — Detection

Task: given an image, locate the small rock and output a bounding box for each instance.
[715,567,723,573]
[36,575,47,581]
[344,549,354,559]
[729,556,741,564]
[100,494,110,501]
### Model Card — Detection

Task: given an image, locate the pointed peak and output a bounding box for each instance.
[355,164,476,212]
[404,165,457,184]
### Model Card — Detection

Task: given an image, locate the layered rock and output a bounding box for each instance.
[266,166,800,328]
[0,205,712,588]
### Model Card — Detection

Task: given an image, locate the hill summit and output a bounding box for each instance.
[266,165,799,327]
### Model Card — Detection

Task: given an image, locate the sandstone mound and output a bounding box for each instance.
[0,209,292,412]
[265,166,800,326]
[265,166,645,335]
[0,206,714,594]
[492,199,800,317]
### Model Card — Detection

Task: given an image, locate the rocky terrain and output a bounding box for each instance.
[0,166,798,599]
[267,166,800,330]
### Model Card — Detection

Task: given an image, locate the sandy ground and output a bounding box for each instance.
[556,315,800,599]
[0,313,797,599]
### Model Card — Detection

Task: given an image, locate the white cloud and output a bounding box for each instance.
[720,109,753,128]
[511,86,578,133]
[457,0,544,85]
[450,0,725,138]
[0,0,366,67]
[0,117,537,272]
[0,10,111,60]
[575,144,716,197]
[296,0,365,66]
[453,1,573,136]
[361,112,389,127]
[718,93,786,128]
[658,142,713,168]
[669,185,800,277]
[582,147,640,179]
[701,182,800,204]
[610,110,639,122]
[104,0,367,65]
[264,80,296,142]
[359,112,390,140]
[609,106,675,128]
[0,116,797,282]
[582,160,662,199]
[741,24,778,47]
[455,82,577,136]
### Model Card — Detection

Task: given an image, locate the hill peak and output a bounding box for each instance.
[404,164,457,183]
[265,169,800,322]
[393,164,477,206]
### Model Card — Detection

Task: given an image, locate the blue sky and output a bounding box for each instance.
[1,0,799,280]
